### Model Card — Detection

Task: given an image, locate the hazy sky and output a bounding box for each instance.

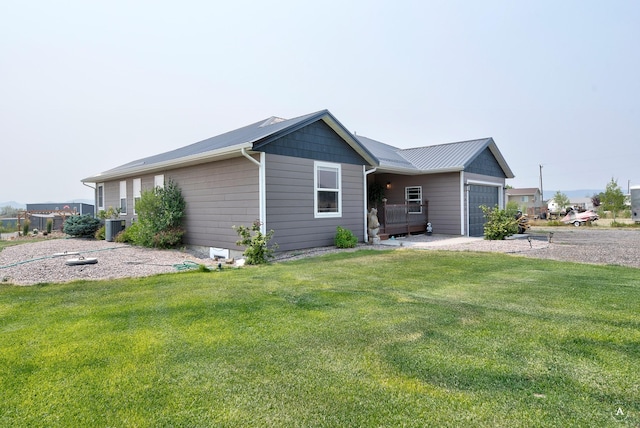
[2,1,638,204]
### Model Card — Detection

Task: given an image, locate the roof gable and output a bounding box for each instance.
[357,136,514,178]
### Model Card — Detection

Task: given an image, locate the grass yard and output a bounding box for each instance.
[1,249,639,427]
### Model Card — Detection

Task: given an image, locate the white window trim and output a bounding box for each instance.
[133,178,141,215]
[119,180,127,215]
[154,174,164,189]
[314,161,342,218]
[97,183,105,211]
[405,186,423,214]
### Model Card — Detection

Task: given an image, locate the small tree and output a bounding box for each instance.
[600,178,626,220]
[551,191,571,214]
[233,220,278,265]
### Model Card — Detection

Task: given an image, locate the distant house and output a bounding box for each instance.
[568,197,595,212]
[505,188,542,217]
[24,202,95,231]
[81,109,514,256]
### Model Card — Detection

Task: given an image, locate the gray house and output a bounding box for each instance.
[81,110,514,256]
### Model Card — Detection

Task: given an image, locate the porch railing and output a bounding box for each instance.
[378,200,429,236]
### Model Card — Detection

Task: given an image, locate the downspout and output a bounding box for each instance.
[460,172,467,236]
[364,167,377,242]
[241,148,266,234]
[83,182,96,216]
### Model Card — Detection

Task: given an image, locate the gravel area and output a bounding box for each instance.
[1,227,639,286]
[0,239,205,286]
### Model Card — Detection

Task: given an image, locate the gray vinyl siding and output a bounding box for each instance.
[422,173,462,235]
[101,181,121,215]
[372,172,462,235]
[265,153,364,252]
[168,156,260,250]
[100,156,259,251]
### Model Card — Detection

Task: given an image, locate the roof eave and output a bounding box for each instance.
[376,166,464,175]
[82,142,253,183]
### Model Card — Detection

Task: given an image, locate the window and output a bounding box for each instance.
[133,178,141,215]
[97,184,104,210]
[521,196,529,202]
[119,181,127,214]
[314,162,341,218]
[154,174,164,189]
[405,186,422,213]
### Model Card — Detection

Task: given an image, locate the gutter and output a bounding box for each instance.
[82,143,253,183]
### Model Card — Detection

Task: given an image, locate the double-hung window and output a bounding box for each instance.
[405,186,422,213]
[314,161,341,218]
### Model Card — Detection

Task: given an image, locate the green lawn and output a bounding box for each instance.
[1,249,639,427]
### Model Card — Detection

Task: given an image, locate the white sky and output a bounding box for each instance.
[1,0,638,203]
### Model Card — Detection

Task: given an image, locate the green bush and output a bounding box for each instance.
[233,220,278,265]
[63,215,101,238]
[150,228,185,249]
[134,179,186,248]
[95,225,105,240]
[46,219,53,234]
[22,221,30,236]
[335,226,358,248]
[114,221,139,243]
[481,205,518,240]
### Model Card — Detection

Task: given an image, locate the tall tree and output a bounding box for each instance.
[600,178,626,220]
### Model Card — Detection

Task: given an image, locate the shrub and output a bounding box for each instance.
[134,179,186,248]
[481,205,518,240]
[22,221,30,236]
[95,225,105,240]
[335,226,358,248]
[46,219,53,234]
[233,220,278,265]
[114,221,140,243]
[63,215,101,238]
[150,228,185,249]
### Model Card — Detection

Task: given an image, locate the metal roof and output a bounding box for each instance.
[82,110,377,182]
[356,136,514,178]
[354,136,415,170]
[81,109,513,183]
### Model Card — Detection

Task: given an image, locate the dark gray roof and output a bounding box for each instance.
[82,109,513,182]
[356,136,514,178]
[354,136,415,170]
[82,110,377,182]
